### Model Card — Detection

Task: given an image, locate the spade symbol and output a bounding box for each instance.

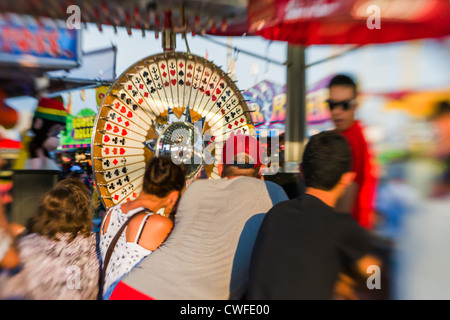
[114,169,120,176]
[179,79,184,86]
[121,93,126,99]
[143,71,149,77]
[178,70,184,77]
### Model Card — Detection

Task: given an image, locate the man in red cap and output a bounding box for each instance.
[107,133,288,300]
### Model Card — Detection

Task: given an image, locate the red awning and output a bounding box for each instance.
[248,0,450,45]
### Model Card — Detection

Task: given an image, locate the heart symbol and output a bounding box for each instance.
[216,88,221,94]
[104,135,110,142]
[127,111,133,118]
[106,123,112,131]
[113,126,119,133]
[170,70,176,76]
[205,90,211,96]
[212,95,217,101]
[120,148,125,155]
[120,106,126,113]
[171,79,177,86]
[122,129,127,136]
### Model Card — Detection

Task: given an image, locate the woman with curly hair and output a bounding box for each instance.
[0,178,100,300]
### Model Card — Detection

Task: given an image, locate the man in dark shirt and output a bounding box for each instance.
[248,131,380,300]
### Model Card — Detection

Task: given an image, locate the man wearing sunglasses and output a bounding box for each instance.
[326,74,377,230]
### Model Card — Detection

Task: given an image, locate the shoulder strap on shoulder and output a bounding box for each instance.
[100,208,150,296]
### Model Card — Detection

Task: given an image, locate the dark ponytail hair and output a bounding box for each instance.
[142,156,186,198]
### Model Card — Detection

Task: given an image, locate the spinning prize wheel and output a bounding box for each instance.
[92,52,255,209]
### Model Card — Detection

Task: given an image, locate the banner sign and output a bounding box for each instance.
[0,13,80,69]
[243,78,334,136]
[61,108,96,149]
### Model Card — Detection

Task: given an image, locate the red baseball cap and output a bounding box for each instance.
[221,133,263,168]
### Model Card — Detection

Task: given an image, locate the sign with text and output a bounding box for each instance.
[0,13,80,69]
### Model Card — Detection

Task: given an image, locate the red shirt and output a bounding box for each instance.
[340,121,377,229]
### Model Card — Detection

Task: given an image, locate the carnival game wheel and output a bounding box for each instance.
[92,52,255,209]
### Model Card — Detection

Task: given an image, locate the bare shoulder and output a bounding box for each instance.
[126,214,173,251]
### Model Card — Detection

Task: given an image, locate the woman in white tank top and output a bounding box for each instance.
[99,157,186,299]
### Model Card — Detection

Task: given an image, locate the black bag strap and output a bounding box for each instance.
[100,208,150,296]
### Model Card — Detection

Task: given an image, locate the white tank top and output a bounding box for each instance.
[99,205,153,298]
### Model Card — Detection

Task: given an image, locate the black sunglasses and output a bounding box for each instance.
[325,99,356,111]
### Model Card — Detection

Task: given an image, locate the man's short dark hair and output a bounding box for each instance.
[328,74,357,96]
[302,131,352,191]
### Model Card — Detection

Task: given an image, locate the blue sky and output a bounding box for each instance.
[80,23,288,91]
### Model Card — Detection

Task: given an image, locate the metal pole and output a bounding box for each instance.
[284,44,306,172]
